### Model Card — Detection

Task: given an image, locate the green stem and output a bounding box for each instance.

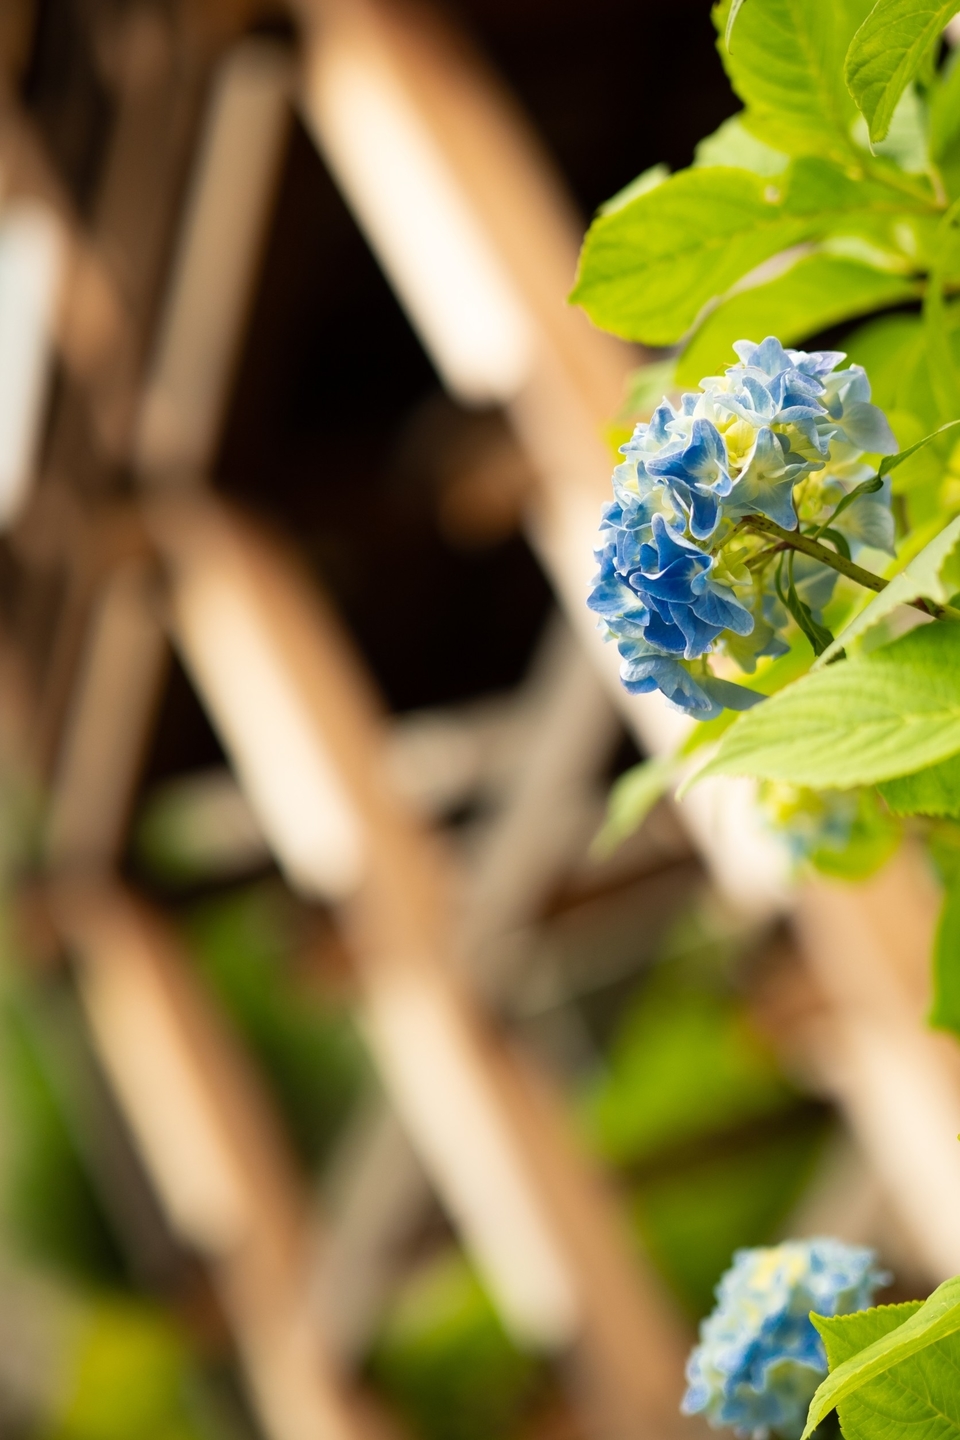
[929,162,948,210]
[742,514,955,618]
[743,515,886,590]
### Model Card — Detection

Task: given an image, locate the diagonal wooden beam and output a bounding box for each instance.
[51,876,373,1440]
[0,83,133,390]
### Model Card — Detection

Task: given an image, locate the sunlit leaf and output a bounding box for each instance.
[930,47,960,196]
[814,510,960,666]
[803,1278,960,1437]
[845,0,960,144]
[724,0,748,48]
[676,254,919,386]
[571,168,813,344]
[693,114,789,175]
[713,0,874,160]
[879,750,960,814]
[687,622,960,791]
[573,154,922,345]
[592,756,677,858]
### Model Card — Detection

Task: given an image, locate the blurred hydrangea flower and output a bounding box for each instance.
[759,783,863,865]
[588,338,897,718]
[758,782,901,882]
[682,1238,889,1439]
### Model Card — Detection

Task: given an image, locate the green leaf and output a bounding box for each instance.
[681,639,814,755]
[816,1300,922,1368]
[879,750,960,814]
[879,417,960,477]
[845,0,960,144]
[931,873,960,1031]
[617,359,677,426]
[693,114,789,176]
[725,0,748,47]
[714,0,875,161]
[814,510,960,666]
[573,151,923,346]
[804,1278,960,1437]
[599,164,669,215]
[779,152,928,213]
[811,1304,931,1436]
[571,168,813,345]
[592,756,677,859]
[676,254,920,387]
[931,48,960,195]
[686,621,960,791]
[851,82,931,172]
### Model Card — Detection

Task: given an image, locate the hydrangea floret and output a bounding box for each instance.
[588,338,897,719]
[681,1238,889,1440]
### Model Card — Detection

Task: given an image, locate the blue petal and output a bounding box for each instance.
[667,602,723,657]
[642,609,688,653]
[835,399,898,454]
[733,336,794,376]
[726,428,803,529]
[692,583,755,636]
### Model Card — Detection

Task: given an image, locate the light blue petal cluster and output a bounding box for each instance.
[682,1238,889,1440]
[588,338,897,718]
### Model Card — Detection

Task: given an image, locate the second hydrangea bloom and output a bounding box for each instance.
[588,338,898,718]
[682,1238,889,1439]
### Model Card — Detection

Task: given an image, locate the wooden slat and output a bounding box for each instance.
[795,845,960,1282]
[135,39,292,480]
[52,878,371,1440]
[47,559,168,870]
[318,620,621,1362]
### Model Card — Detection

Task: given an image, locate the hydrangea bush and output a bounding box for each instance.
[573,0,960,1435]
[682,1241,887,1439]
[588,339,896,719]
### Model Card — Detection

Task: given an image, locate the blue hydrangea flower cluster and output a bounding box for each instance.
[588,338,898,719]
[682,1239,889,1439]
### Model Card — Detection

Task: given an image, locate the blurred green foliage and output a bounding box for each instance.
[842,312,960,533]
[369,1251,545,1440]
[579,912,829,1318]
[0,989,122,1284]
[181,883,370,1168]
[582,983,795,1165]
[46,1301,208,1440]
[0,991,242,1440]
